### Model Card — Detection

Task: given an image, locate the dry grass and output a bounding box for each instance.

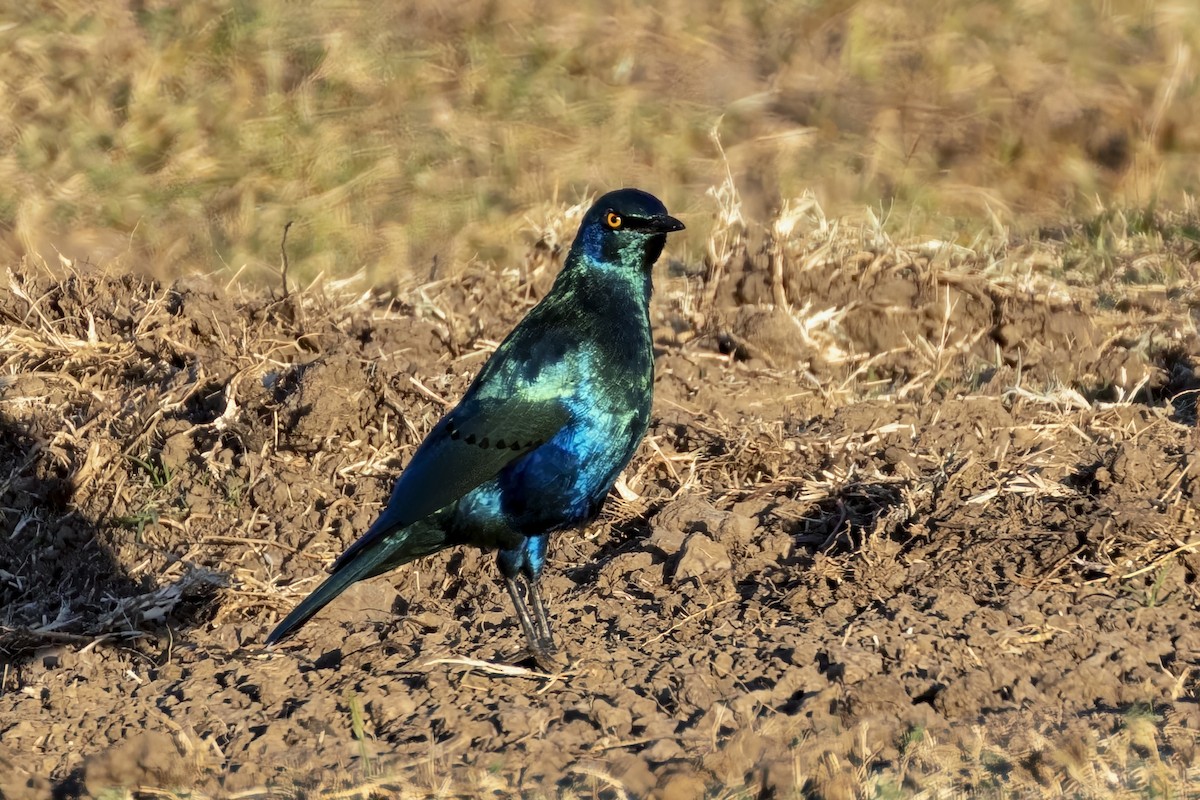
[3,0,1200,285]
[80,714,1200,799]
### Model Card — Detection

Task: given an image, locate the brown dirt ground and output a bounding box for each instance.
[3,217,1200,798]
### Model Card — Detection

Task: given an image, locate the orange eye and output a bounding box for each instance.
[605,211,622,229]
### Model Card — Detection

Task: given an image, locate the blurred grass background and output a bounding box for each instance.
[2,0,1199,284]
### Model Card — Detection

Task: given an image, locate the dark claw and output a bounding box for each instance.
[529,643,566,673]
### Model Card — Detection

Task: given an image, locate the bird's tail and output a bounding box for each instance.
[265,521,449,645]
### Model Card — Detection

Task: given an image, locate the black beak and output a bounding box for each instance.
[648,214,685,234]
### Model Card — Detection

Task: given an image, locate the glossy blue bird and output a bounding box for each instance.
[266,188,685,667]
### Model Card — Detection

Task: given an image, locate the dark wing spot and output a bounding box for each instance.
[510,441,523,451]
[466,434,477,445]
[495,439,506,449]
[448,426,461,441]
[479,437,490,449]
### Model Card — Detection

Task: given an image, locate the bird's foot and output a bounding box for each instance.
[502,640,566,673]
[529,644,567,673]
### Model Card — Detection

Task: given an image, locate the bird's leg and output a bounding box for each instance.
[501,574,563,672]
[498,542,563,671]
[502,574,542,655]
[520,535,555,650]
[525,576,555,649]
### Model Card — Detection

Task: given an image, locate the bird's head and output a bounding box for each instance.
[574,188,685,272]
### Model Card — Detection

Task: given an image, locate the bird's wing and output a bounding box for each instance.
[330,396,570,571]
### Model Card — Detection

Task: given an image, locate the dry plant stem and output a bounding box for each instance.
[279,220,294,301]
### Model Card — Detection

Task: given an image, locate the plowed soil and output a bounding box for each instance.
[3,221,1200,798]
